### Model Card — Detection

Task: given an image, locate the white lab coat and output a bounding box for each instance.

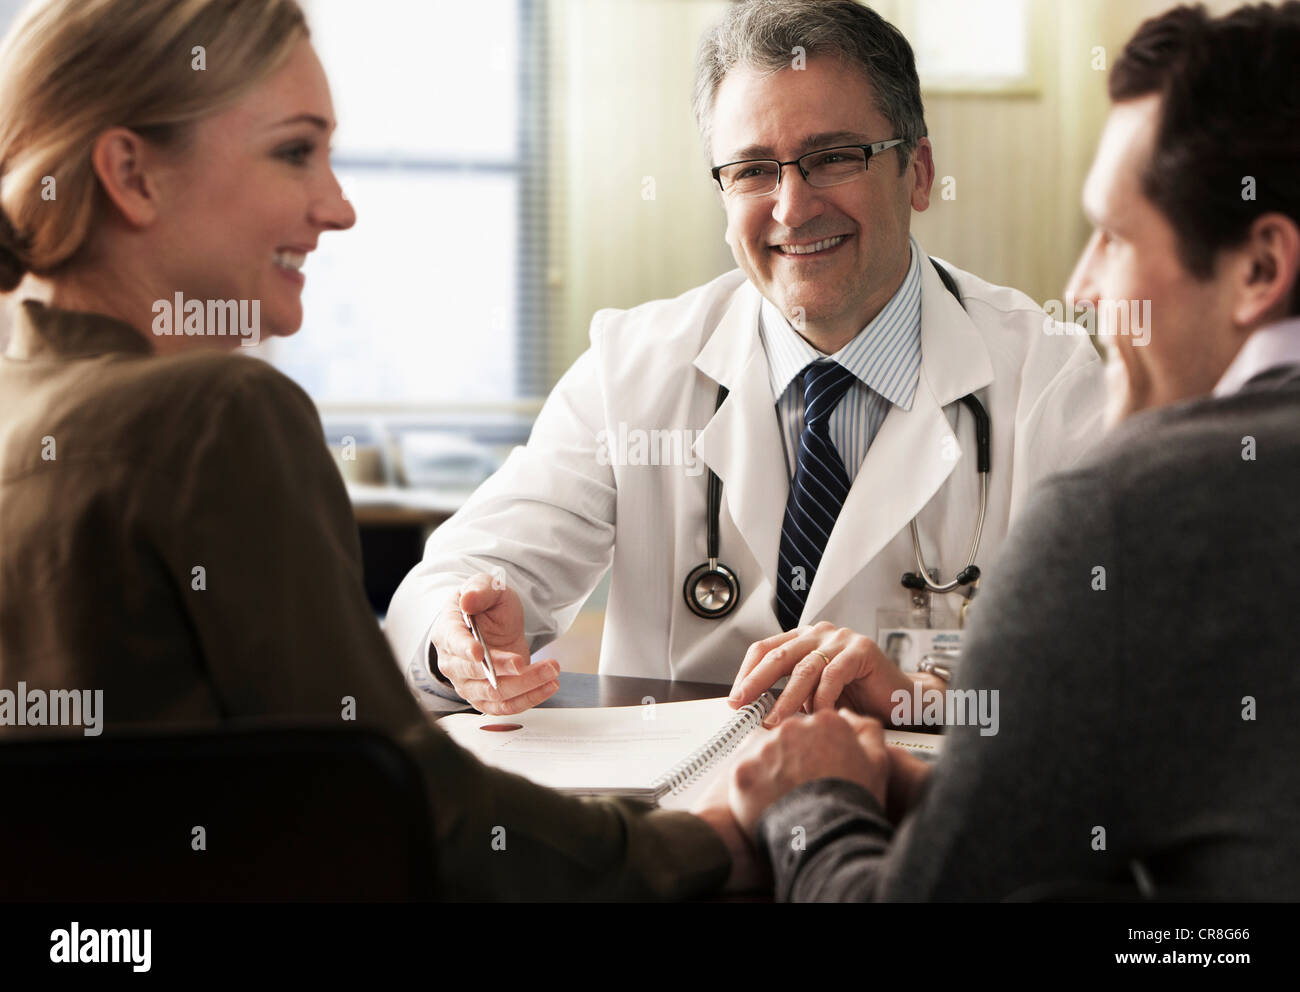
[385,249,1105,688]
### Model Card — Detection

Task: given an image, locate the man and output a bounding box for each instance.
[727,1,1300,900]
[385,0,1104,715]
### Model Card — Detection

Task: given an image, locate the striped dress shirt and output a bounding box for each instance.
[758,237,924,484]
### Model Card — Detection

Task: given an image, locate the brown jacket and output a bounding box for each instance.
[0,299,728,900]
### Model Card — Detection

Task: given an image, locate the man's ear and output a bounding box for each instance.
[908,136,935,213]
[89,127,163,229]
[1232,212,1300,328]
[904,137,935,213]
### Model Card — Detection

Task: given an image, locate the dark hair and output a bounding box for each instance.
[694,0,927,174]
[1110,3,1300,312]
[0,206,26,292]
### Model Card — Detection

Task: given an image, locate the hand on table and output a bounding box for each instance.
[729,622,939,726]
[428,573,559,715]
[728,708,889,839]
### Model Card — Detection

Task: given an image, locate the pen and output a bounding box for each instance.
[462,610,499,690]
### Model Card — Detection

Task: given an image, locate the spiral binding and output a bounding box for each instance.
[651,692,775,802]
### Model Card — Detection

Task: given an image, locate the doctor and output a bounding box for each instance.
[385,0,1104,716]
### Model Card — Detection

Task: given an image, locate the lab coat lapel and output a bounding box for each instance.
[692,283,788,602]
[800,255,995,622]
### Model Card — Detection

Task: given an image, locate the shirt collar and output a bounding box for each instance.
[758,236,923,410]
[1212,317,1300,397]
[4,299,153,360]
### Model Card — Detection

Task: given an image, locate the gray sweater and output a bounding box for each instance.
[759,367,1300,901]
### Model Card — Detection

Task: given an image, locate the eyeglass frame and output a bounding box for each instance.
[710,139,905,196]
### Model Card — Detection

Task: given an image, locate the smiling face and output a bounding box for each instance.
[710,55,933,350]
[151,38,355,342]
[1066,95,1242,424]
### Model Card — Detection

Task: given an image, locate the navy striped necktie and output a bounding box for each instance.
[776,361,856,630]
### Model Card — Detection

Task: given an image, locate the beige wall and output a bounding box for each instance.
[544,0,1249,379]
[546,0,734,379]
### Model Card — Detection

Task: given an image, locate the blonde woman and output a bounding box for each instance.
[0,0,751,898]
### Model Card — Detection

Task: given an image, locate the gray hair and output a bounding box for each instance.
[693,0,927,173]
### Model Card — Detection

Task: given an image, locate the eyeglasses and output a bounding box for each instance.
[711,140,905,197]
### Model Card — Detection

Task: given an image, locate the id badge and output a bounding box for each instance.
[877,607,963,678]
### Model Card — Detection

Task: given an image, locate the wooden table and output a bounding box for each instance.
[538,672,734,708]
[426,670,734,718]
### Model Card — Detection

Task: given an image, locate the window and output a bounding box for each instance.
[894,0,1037,95]
[253,0,549,410]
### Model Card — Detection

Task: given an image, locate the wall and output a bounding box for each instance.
[546,0,734,379]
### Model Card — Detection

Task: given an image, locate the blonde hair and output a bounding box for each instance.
[0,0,309,292]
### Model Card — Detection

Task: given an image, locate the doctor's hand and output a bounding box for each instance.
[729,622,943,726]
[729,709,889,839]
[429,573,560,715]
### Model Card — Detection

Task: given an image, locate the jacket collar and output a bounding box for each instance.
[1242,364,1300,390]
[915,255,994,407]
[694,247,994,404]
[1213,317,1300,397]
[5,299,153,360]
[690,281,785,617]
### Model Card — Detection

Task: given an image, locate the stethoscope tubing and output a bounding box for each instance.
[908,470,988,594]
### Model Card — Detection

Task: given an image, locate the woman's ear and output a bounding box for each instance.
[89,127,163,229]
[1232,212,1300,328]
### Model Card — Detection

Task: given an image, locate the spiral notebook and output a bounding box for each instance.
[439,694,943,809]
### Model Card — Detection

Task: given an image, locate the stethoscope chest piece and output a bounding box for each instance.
[684,560,740,618]
[684,382,741,619]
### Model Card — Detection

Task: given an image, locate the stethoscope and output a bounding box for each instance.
[683,258,991,619]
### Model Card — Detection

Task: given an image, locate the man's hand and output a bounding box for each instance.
[729,621,938,725]
[428,573,560,715]
[729,709,889,839]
